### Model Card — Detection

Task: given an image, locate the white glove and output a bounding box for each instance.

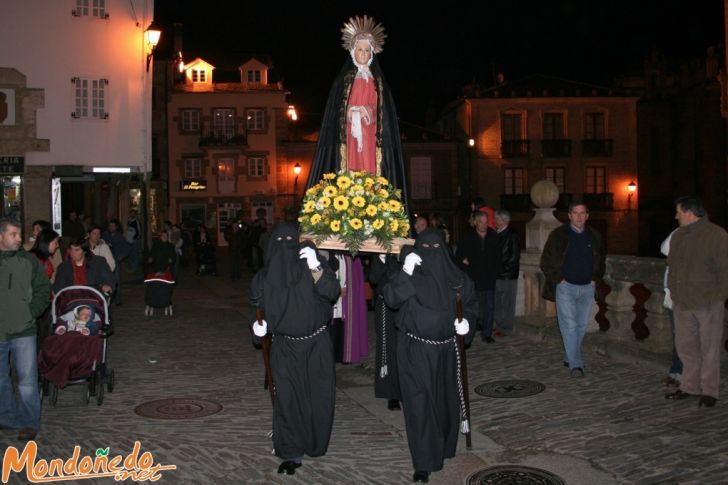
[299,247,321,270]
[454,318,470,336]
[379,254,386,263]
[252,319,268,337]
[402,253,422,275]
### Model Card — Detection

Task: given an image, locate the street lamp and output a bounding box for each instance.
[627,180,637,211]
[293,163,302,210]
[145,23,162,72]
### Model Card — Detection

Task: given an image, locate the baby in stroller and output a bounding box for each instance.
[55,305,96,336]
[38,286,112,400]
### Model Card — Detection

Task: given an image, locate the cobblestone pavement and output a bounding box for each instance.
[2,261,728,484]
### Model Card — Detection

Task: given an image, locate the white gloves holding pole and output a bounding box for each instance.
[454,318,470,336]
[252,319,268,337]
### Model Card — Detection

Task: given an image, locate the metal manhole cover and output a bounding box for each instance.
[467,466,566,484]
[474,380,545,398]
[134,398,223,420]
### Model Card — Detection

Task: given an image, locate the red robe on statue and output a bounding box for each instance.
[346,75,377,173]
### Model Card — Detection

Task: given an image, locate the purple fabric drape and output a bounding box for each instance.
[38,333,102,388]
[341,256,369,363]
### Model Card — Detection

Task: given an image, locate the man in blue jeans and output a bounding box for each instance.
[0,218,51,440]
[540,203,605,377]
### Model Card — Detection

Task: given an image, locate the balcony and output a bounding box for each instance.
[500,194,532,212]
[199,132,247,147]
[582,139,613,157]
[541,139,572,158]
[581,192,614,211]
[501,139,530,157]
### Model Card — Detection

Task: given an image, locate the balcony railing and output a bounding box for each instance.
[500,194,532,212]
[541,139,572,158]
[199,132,247,147]
[582,138,613,157]
[581,192,614,211]
[501,139,530,157]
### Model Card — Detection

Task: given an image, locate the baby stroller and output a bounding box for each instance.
[38,286,115,406]
[196,241,217,275]
[144,270,175,316]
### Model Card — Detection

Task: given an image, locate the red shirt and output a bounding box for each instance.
[72,262,88,286]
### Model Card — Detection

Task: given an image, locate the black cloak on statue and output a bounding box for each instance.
[306,57,409,215]
[382,229,477,473]
[250,223,341,460]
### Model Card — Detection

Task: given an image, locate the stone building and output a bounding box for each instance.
[0,0,156,238]
[442,74,640,254]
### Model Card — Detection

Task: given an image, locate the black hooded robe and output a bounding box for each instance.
[369,253,401,401]
[250,223,341,460]
[382,229,477,473]
[306,57,409,216]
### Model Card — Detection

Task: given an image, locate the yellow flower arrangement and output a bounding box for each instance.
[299,170,410,255]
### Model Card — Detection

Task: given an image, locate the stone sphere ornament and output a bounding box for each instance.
[530,180,559,208]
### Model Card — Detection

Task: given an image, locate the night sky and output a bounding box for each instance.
[154,0,724,126]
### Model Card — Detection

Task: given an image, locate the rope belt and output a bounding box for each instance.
[379,296,388,378]
[405,332,469,434]
[279,324,328,341]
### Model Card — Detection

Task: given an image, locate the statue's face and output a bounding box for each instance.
[354,40,372,65]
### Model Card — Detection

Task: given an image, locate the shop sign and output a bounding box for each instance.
[181,179,207,191]
[0,156,24,174]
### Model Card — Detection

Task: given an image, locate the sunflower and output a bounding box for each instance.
[372,219,385,230]
[376,176,389,186]
[352,196,366,208]
[336,175,352,190]
[390,219,399,232]
[310,214,322,225]
[351,184,364,193]
[298,215,308,223]
[330,220,341,232]
[349,218,363,230]
[364,177,375,188]
[304,200,316,213]
[323,185,337,197]
[333,196,349,211]
[399,221,410,235]
[366,204,377,217]
[323,172,336,180]
[319,196,331,207]
[388,200,401,212]
[378,201,389,211]
[378,189,389,198]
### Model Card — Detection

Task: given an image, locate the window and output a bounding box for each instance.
[73,0,107,17]
[543,113,564,139]
[192,70,206,83]
[545,167,565,193]
[409,157,432,199]
[217,159,236,194]
[585,167,606,193]
[184,158,202,179]
[181,109,201,132]
[502,113,523,140]
[247,157,265,177]
[247,70,261,83]
[585,112,605,139]
[213,108,235,139]
[246,109,265,131]
[504,168,525,194]
[73,77,107,119]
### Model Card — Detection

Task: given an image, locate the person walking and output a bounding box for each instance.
[665,196,728,407]
[540,202,605,377]
[0,218,51,441]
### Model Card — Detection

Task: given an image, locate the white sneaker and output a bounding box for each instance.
[168,306,173,316]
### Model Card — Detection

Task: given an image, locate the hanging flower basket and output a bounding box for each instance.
[298,170,413,256]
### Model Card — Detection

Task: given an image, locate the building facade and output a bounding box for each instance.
[0,0,155,237]
[167,57,288,245]
[443,75,640,254]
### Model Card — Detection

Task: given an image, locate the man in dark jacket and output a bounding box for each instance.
[540,203,605,377]
[494,209,520,336]
[102,220,130,305]
[0,218,51,441]
[455,211,500,344]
